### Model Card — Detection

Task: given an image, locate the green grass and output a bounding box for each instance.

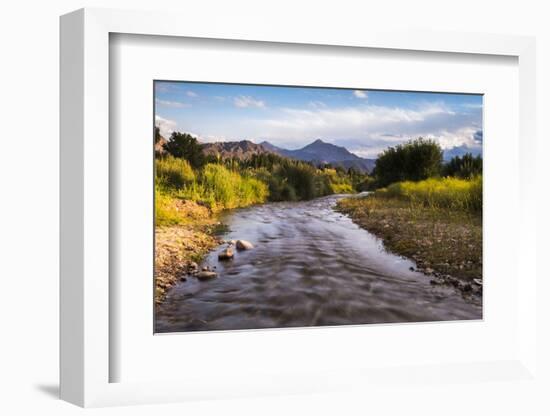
[376,176,482,213]
[155,152,362,225]
[156,156,195,188]
[155,163,270,225]
[155,188,186,226]
[201,163,269,210]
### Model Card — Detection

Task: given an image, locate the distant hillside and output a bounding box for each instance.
[155,135,167,154]
[201,140,270,161]
[260,139,375,173]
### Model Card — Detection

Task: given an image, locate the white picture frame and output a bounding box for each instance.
[60,7,538,408]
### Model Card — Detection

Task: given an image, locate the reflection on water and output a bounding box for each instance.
[155,195,482,332]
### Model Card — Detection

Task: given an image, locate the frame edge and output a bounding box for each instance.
[60,8,85,407]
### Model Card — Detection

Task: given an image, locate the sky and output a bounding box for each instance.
[154,81,483,159]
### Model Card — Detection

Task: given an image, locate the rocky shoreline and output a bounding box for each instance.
[155,209,255,304]
[335,196,483,299]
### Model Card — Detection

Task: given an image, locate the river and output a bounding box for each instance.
[155,194,482,332]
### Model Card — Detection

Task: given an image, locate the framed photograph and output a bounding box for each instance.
[60,8,538,408]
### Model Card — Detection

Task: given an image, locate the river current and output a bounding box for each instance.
[155,195,482,332]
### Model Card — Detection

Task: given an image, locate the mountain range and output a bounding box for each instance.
[201,140,268,161]
[201,138,375,173]
[260,139,375,173]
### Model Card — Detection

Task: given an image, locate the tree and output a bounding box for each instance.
[442,153,482,178]
[163,132,205,169]
[374,138,443,187]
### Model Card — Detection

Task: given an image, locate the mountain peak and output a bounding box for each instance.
[202,137,375,173]
[310,138,327,145]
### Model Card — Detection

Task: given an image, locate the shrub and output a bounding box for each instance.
[156,156,195,189]
[442,153,483,178]
[281,164,317,200]
[200,164,268,210]
[155,189,184,226]
[378,176,482,213]
[163,132,205,168]
[374,138,443,187]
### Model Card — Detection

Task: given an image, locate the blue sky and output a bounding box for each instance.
[155,81,483,159]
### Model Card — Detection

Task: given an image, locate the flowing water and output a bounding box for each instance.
[155,195,482,333]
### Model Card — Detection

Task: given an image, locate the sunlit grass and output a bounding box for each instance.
[375,176,482,213]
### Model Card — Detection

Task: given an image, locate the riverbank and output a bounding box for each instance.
[335,195,482,294]
[156,194,482,332]
[155,200,222,304]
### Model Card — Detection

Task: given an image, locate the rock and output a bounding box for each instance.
[425,267,434,274]
[196,271,218,281]
[473,278,483,286]
[236,240,254,250]
[228,240,236,246]
[462,283,473,292]
[202,266,209,271]
[409,266,415,272]
[188,261,198,270]
[180,276,187,282]
[218,248,234,260]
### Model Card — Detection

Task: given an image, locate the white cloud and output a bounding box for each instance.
[353,90,368,99]
[155,98,189,108]
[246,102,479,157]
[234,95,266,108]
[262,103,453,138]
[186,91,198,97]
[155,115,177,138]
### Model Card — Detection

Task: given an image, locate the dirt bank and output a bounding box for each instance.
[335,195,482,295]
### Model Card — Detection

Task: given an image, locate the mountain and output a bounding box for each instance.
[201,140,269,160]
[260,139,375,173]
[155,135,167,154]
[443,145,482,161]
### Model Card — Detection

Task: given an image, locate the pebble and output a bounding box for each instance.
[196,271,218,281]
[218,247,234,260]
[236,240,254,250]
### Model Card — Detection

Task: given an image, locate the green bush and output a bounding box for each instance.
[374,138,443,187]
[156,156,195,189]
[163,132,205,168]
[155,188,184,226]
[442,153,483,179]
[200,164,268,210]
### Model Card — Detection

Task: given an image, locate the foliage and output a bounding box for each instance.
[442,153,483,179]
[156,131,372,221]
[163,132,205,169]
[376,176,482,213]
[156,156,195,189]
[155,188,185,226]
[240,152,359,200]
[373,138,443,187]
[200,163,269,210]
